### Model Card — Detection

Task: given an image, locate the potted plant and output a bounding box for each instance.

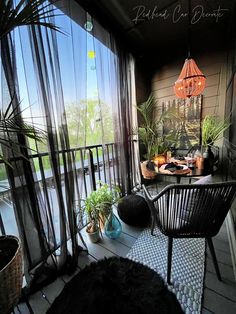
[83,193,101,243]
[201,115,230,173]
[82,183,121,241]
[202,115,230,148]
[0,1,60,313]
[136,94,178,178]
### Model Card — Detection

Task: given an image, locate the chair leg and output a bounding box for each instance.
[167,237,173,285]
[151,215,157,236]
[151,217,155,235]
[207,238,222,281]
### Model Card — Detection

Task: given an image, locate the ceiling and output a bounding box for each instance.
[77,0,236,63]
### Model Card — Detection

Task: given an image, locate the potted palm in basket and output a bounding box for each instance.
[0,1,60,313]
[136,94,178,178]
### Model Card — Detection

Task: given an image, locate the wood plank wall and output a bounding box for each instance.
[135,67,151,104]
[151,51,228,120]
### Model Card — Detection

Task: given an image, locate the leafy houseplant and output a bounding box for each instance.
[202,115,230,148]
[137,94,178,161]
[201,115,230,174]
[82,183,121,242]
[82,194,101,243]
[136,94,178,178]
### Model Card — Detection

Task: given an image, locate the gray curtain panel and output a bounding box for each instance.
[0,0,140,292]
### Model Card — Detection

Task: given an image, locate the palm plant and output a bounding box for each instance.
[0,98,46,165]
[136,94,179,160]
[0,0,61,164]
[202,115,230,148]
[0,0,61,40]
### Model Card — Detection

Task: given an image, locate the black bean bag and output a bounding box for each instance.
[117,194,150,227]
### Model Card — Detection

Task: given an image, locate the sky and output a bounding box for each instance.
[4,3,116,130]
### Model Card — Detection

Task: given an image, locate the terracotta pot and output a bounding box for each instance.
[140,161,157,179]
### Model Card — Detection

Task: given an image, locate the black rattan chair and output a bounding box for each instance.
[142,181,236,284]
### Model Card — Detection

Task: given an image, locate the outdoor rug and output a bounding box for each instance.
[127,227,206,314]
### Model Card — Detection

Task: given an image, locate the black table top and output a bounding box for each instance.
[146,162,206,184]
[159,166,205,177]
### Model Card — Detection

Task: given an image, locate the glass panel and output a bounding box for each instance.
[0,163,18,236]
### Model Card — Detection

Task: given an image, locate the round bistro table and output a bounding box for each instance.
[146,162,206,184]
[158,166,205,183]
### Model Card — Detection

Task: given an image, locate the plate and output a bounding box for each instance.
[160,164,188,171]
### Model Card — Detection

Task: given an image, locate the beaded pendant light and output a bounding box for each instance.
[174,0,206,99]
[174,58,206,98]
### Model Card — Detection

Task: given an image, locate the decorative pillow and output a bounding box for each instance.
[177,187,225,233]
[192,175,213,185]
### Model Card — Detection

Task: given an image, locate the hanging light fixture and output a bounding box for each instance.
[174,0,206,99]
[174,58,206,98]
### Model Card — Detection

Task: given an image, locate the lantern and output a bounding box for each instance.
[174,58,206,99]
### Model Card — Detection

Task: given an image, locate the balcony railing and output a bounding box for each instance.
[0,143,119,236]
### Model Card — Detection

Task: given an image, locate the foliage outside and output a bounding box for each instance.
[65,100,114,148]
[202,115,230,147]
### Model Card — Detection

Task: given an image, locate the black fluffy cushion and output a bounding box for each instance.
[47,257,184,314]
[117,195,150,227]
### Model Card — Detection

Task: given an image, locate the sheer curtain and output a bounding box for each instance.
[0,0,140,292]
[92,18,141,194]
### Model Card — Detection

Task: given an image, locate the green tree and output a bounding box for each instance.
[65,99,114,147]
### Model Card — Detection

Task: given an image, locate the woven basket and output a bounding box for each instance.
[0,235,23,314]
[140,161,157,179]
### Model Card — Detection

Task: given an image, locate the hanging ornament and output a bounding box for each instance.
[84,21,93,32]
[174,58,206,99]
[88,51,96,59]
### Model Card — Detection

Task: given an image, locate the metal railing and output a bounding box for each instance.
[0,142,119,235]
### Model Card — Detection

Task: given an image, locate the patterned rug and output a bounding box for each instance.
[127,228,206,314]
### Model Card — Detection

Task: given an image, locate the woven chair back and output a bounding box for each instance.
[143,182,236,238]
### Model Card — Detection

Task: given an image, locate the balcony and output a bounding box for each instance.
[1,0,236,314]
[15,184,236,314]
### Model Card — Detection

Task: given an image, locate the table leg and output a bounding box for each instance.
[176,176,181,184]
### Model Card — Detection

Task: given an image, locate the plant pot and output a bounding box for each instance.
[140,161,157,179]
[86,229,100,243]
[0,235,23,314]
[203,146,215,175]
[104,212,122,239]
